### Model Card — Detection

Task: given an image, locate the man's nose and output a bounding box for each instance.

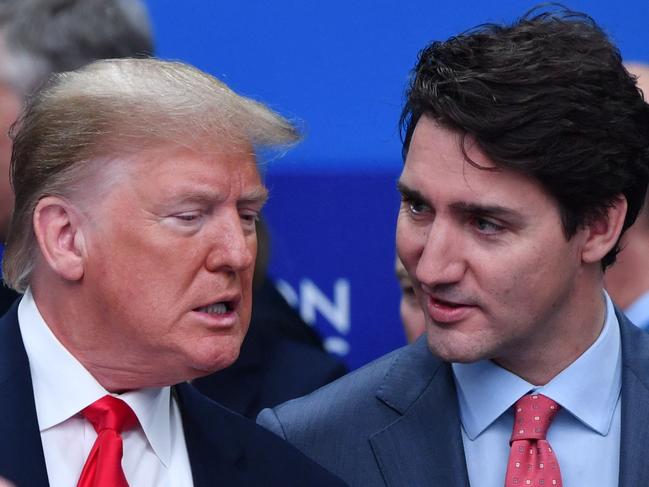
[205,214,255,273]
[415,221,466,287]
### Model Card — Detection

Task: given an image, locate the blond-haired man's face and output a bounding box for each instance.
[78,144,266,385]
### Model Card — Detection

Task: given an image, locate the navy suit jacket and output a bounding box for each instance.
[193,277,347,418]
[192,327,347,419]
[0,303,347,486]
[259,310,649,486]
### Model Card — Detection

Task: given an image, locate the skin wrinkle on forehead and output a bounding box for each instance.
[69,140,264,210]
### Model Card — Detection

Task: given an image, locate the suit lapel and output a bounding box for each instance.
[618,311,649,487]
[175,382,250,486]
[367,309,649,487]
[0,302,49,486]
[369,337,469,487]
[192,325,266,417]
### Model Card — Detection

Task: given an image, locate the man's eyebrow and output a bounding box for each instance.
[450,202,523,223]
[397,181,428,204]
[165,189,217,205]
[397,181,524,222]
[162,186,269,207]
[239,186,269,207]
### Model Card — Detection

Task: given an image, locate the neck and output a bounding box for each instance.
[30,277,190,392]
[494,288,607,386]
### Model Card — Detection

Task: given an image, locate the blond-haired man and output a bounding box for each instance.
[0,58,345,487]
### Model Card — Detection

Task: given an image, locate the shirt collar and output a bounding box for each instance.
[18,288,173,466]
[625,289,649,330]
[452,292,621,440]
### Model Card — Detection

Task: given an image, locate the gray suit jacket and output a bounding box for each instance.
[258,310,649,486]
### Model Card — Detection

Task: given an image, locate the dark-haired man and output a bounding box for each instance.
[258,6,649,486]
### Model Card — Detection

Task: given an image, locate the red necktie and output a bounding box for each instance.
[77,395,138,487]
[505,393,563,487]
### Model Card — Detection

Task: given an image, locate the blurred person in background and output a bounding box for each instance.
[605,62,649,330]
[395,255,425,343]
[0,0,153,314]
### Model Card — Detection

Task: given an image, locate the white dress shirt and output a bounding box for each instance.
[18,289,194,487]
[453,292,621,487]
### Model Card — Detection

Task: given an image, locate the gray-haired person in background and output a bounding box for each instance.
[606,63,649,330]
[395,255,426,343]
[0,58,346,486]
[0,0,154,313]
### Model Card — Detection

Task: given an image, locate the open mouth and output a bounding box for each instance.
[431,297,464,308]
[195,301,235,315]
[426,294,476,324]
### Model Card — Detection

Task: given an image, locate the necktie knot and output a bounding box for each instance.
[510,393,560,444]
[81,395,137,435]
[77,396,137,487]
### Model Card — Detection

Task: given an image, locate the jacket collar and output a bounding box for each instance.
[174,382,248,486]
[370,336,470,487]
[618,308,649,486]
[370,308,649,487]
[0,300,50,486]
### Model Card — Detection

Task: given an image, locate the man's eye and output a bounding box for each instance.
[473,217,504,234]
[241,213,258,222]
[240,212,259,229]
[406,199,428,215]
[401,285,416,297]
[174,212,201,222]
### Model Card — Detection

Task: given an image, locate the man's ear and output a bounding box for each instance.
[581,196,628,264]
[32,196,86,282]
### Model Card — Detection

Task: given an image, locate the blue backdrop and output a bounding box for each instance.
[144,0,649,369]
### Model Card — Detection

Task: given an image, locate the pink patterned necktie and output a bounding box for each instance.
[505,393,563,487]
[77,395,138,487]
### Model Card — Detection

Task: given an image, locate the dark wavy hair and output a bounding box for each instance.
[400,4,649,268]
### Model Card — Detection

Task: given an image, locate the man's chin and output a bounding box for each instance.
[425,336,488,364]
[187,347,242,379]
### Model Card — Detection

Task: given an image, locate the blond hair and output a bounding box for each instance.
[4,58,299,291]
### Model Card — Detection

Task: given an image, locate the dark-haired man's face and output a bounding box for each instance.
[396,116,597,381]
